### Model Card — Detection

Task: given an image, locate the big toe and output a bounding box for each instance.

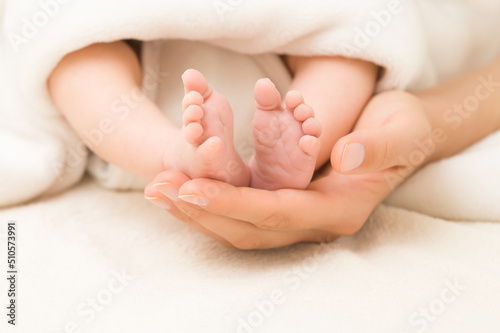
[197,136,224,165]
[182,69,212,99]
[254,78,282,111]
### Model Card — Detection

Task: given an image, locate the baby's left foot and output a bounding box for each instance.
[249,79,321,190]
[172,69,250,187]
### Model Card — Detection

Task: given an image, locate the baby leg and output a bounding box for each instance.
[49,41,175,179]
[287,56,378,169]
[48,42,249,185]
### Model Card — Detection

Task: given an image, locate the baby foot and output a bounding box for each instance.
[170,69,250,186]
[249,79,321,190]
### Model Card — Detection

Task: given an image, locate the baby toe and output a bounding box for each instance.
[182,69,212,98]
[284,90,304,111]
[182,91,204,110]
[293,103,315,122]
[302,118,322,138]
[197,136,224,165]
[183,122,204,145]
[183,105,204,125]
[254,78,282,111]
[299,135,321,157]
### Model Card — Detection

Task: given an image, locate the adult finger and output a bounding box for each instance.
[176,178,344,232]
[331,106,432,174]
[172,194,330,249]
[144,170,233,247]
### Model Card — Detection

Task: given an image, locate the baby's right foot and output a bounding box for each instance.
[165,69,250,187]
[249,79,321,190]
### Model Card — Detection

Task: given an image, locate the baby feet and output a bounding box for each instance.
[170,69,250,187]
[169,70,320,190]
[249,79,321,190]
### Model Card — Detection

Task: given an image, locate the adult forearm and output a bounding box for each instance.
[417,57,500,162]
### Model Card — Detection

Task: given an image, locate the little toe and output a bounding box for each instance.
[254,78,282,111]
[182,69,213,99]
[293,104,315,122]
[285,90,304,110]
[183,122,204,145]
[302,118,322,138]
[183,105,204,125]
[299,135,321,157]
[182,91,204,110]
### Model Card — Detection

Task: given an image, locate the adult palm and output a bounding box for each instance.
[145,91,432,249]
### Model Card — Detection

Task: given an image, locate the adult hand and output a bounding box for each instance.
[145,91,433,249]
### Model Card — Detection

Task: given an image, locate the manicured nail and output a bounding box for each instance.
[341,142,365,172]
[145,196,171,210]
[178,194,208,206]
[153,182,179,201]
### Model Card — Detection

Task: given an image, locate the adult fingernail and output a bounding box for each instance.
[341,142,365,172]
[145,196,171,210]
[178,194,208,206]
[153,182,179,201]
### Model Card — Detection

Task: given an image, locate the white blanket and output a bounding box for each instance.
[1,178,500,332]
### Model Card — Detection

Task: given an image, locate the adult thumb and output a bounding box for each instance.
[331,115,433,174]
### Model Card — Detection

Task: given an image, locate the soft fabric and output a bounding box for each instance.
[2,0,500,209]
[386,130,500,222]
[1,178,499,332]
